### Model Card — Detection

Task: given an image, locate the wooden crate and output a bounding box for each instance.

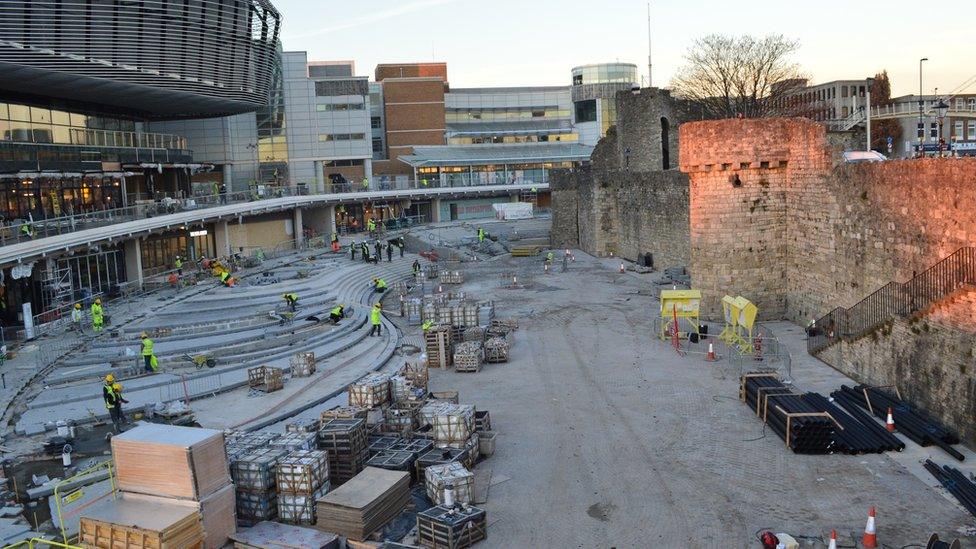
[421,403,476,444]
[79,496,204,549]
[440,271,463,284]
[424,462,474,505]
[424,326,453,370]
[474,410,491,433]
[478,431,496,457]
[429,390,459,404]
[415,505,487,549]
[461,327,485,343]
[453,342,483,373]
[232,447,289,491]
[270,431,318,452]
[112,423,230,500]
[278,488,328,526]
[276,450,330,495]
[348,373,391,409]
[483,337,509,363]
[398,362,429,391]
[318,419,369,485]
[290,352,316,377]
[320,406,367,422]
[415,448,468,480]
[236,489,276,527]
[123,484,236,549]
[248,366,284,393]
[286,418,322,434]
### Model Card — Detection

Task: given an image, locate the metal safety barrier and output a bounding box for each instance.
[52,461,117,544]
[808,246,976,354]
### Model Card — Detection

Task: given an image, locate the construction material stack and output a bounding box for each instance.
[233,447,289,526]
[276,450,330,525]
[453,341,484,373]
[366,439,434,475]
[441,270,463,284]
[425,325,453,369]
[740,373,836,454]
[421,402,479,467]
[230,520,340,549]
[248,366,285,393]
[290,352,316,378]
[348,373,391,409]
[415,505,487,549]
[424,462,474,506]
[924,460,976,518]
[318,418,369,486]
[315,467,411,541]
[804,392,904,454]
[82,424,236,549]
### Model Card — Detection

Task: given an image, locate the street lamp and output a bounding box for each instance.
[865,76,875,152]
[918,58,928,157]
[936,98,949,156]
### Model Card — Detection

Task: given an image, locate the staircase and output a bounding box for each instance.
[808,247,976,354]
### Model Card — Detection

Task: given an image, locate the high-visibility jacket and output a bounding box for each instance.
[20,224,32,237]
[284,293,298,303]
[220,271,230,282]
[174,258,183,269]
[546,252,554,261]
[370,306,382,325]
[91,303,104,323]
[478,228,485,241]
[330,305,343,316]
[375,278,387,290]
[422,320,434,332]
[331,232,338,243]
[413,262,421,273]
[141,337,154,357]
[367,219,376,231]
[103,384,116,409]
[362,178,369,188]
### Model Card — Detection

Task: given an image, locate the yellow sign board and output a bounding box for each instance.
[659,289,701,340]
[61,489,84,505]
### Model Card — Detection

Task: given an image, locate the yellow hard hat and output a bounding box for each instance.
[112,383,122,391]
[74,303,81,309]
[105,374,114,383]
[140,332,148,338]
[94,298,101,305]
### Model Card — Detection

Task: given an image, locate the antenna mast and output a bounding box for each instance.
[647,2,653,88]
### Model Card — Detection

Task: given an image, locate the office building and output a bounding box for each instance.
[571,63,640,145]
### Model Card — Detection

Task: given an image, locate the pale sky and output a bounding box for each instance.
[278,0,973,98]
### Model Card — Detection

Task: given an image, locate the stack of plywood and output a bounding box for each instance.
[104,424,235,549]
[79,495,204,549]
[230,521,339,549]
[314,467,410,541]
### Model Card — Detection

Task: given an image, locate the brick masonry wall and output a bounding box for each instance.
[817,290,976,446]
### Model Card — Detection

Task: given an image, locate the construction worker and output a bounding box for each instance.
[19,221,34,239]
[369,303,382,336]
[373,278,387,293]
[546,251,554,264]
[140,332,155,373]
[397,236,406,258]
[91,298,104,333]
[412,259,421,277]
[283,293,299,312]
[329,304,345,324]
[478,227,485,243]
[331,232,340,252]
[112,382,129,429]
[367,218,376,234]
[71,303,83,331]
[422,319,434,332]
[421,177,429,187]
[350,241,357,261]
[373,240,382,263]
[361,177,369,192]
[385,242,393,262]
[174,255,183,276]
[220,269,232,287]
[361,241,371,263]
[102,375,120,431]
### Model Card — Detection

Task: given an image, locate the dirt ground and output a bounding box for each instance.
[414,247,976,548]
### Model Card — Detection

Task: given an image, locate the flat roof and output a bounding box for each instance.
[398,142,593,167]
[449,86,570,94]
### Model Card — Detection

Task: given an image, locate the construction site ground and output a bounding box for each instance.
[387,221,976,548]
[3,217,976,547]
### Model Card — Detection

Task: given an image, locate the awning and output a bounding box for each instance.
[398,143,594,168]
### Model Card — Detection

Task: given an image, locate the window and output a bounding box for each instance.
[955,121,964,137]
[370,116,382,129]
[531,110,545,118]
[841,87,849,98]
[930,122,939,140]
[969,121,976,140]
[315,103,364,112]
[917,122,924,139]
[574,100,597,123]
[318,133,366,142]
[969,99,976,111]
[957,99,965,109]
[372,138,384,154]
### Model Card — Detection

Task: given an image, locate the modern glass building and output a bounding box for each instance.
[571,63,639,145]
[445,87,577,146]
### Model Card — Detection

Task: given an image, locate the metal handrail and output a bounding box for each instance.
[3,539,84,549]
[808,247,976,353]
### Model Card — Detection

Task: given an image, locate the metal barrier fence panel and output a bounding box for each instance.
[52,461,117,544]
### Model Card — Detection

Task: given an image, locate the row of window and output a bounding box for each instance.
[0,121,185,149]
[316,103,365,112]
[917,121,976,140]
[448,133,579,145]
[571,64,638,86]
[446,107,570,123]
[318,133,366,142]
[0,102,137,132]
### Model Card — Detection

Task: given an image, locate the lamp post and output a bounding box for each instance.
[865,77,875,152]
[936,98,949,156]
[918,58,928,157]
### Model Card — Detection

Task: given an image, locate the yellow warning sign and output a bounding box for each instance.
[62,489,84,505]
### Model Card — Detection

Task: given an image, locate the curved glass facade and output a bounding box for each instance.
[571,63,639,86]
[0,0,281,118]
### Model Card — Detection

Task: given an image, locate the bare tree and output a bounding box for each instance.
[670,34,809,119]
[870,70,902,152]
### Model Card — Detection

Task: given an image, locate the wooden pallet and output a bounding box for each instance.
[425,326,453,370]
[415,505,487,549]
[510,245,540,257]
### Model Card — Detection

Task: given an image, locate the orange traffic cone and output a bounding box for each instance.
[862,506,878,548]
[705,343,717,362]
[886,407,895,432]
[827,529,837,549]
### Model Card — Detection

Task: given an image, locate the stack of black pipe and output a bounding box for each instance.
[833,385,964,461]
[741,374,835,454]
[924,460,976,517]
[804,392,904,454]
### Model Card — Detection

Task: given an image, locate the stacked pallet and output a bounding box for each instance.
[462,327,485,343]
[290,352,316,377]
[320,406,367,422]
[453,341,484,373]
[348,373,391,409]
[286,418,322,434]
[79,495,205,549]
[318,418,369,486]
[421,403,476,446]
[398,362,429,392]
[416,448,469,480]
[441,270,463,284]
[483,337,509,363]
[102,424,235,549]
[424,462,474,505]
[416,505,487,549]
[403,298,423,325]
[276,450,330,525]
[233,447,289,526]
[425,325,453,369]
[314,467,410,541]
[366,439,433,475]
[248,366,285,393]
